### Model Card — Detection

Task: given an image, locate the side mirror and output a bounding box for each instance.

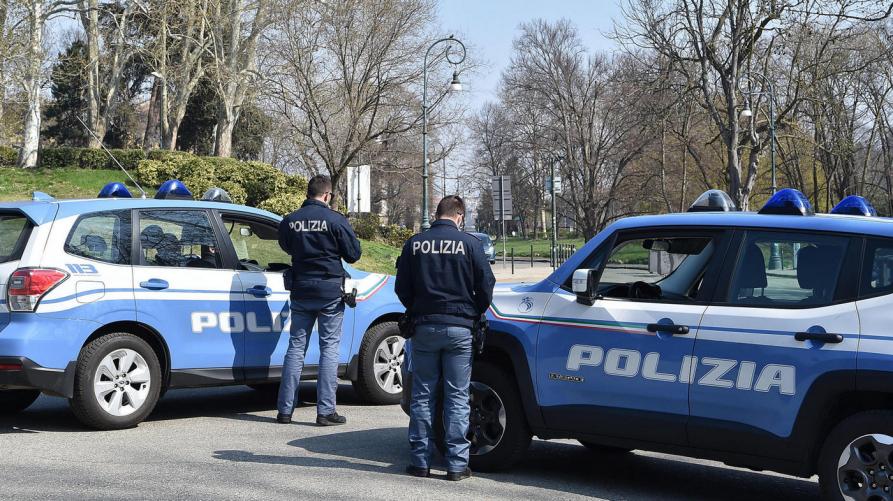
[572,268,600,306]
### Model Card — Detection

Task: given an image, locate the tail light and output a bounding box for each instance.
[7,268,68,312]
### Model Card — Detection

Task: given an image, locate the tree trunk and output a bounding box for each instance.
[143,79,162,149]
[80,0,102,147]
[18,0,43,168]
[214,104,236,157]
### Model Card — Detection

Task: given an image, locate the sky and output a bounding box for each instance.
[437,0,623,111]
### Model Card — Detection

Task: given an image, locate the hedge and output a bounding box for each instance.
[36,147,147,170]
[135,150,307,215]
[350,213,413,247]
[0,146,16,166]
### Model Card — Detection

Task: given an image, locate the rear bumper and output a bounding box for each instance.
[0,356,75,398]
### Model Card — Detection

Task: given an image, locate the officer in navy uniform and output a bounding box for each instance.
[395,195,495,481]
[277,174,362,425]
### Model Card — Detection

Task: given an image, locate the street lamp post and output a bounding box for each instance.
[740,73,782,270]
[421,35,465,230]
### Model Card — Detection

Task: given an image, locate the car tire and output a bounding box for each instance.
[818,410,893,501]
[578,440,632,455]
[70,333,162,430]
[433,361,531,472]
[0,389,40,415]
[352,321,404,405]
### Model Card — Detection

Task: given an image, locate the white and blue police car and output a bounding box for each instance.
[0,181,406,430]
[404,188,893,501]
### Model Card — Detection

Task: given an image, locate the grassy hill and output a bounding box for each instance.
[0,167,401,274]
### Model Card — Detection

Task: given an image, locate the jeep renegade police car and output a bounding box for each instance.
[0,181,406,430]
[404,189,893,501]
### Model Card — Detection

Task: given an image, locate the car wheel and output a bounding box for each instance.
[818,411,893,501]
[352,321,404,405]
[578,440,632,454]
[434,362,532,472]
[70,333,162,430]
[0,389,40,415]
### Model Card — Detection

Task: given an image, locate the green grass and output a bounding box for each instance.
[355,239,401,275]
[497,236,587,258]
[0,168,141,201]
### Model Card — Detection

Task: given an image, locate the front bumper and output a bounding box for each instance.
[0,356,75,398]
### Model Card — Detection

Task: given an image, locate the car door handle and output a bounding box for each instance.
[246,286,272,297]
[795,332,844,343]
[139,279,169,290]
[646,323,689,335]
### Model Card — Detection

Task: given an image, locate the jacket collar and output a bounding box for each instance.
[302,198,329,209]
[430,219,459,230]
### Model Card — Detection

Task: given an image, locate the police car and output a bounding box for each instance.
[404,188,893,500]
[0,181,406,430]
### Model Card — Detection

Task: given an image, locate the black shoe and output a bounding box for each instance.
[276,413,292,424]
[316,412,347,426]
[405,465,430,478]
[445,468,472,481]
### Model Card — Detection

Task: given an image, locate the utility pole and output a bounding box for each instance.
[551,158,558,269]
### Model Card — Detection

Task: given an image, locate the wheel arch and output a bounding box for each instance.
[83,321,172,391]
[346,312,403,381]
[479,329,546,432]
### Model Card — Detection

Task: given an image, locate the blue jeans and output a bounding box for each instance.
[408,324,472,472]
[277,297,344,416]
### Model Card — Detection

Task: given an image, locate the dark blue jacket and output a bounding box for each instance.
[395,220,495,328]
[279,199,362,299]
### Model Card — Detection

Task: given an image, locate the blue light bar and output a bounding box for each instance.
[687,189,737,212]
[154,179,193,200]
[98,182,133,199]
[758,188,814,216]
[831,195,876,217]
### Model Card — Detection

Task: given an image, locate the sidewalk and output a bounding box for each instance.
[491,259,555,283]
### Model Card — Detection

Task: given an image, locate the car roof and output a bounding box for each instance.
[0,198,281,223]
[608,211,893,238]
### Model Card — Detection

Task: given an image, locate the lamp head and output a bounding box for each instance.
[449,71,462,92]
[740,108,753,120]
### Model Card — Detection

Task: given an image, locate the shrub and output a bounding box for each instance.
[33,147,146,170]
[0,146,17,166]
[38,147,80,169]
[381,224,414,247]
[351,213,380,240]
[258,192,306,216]
[77,148,109,170]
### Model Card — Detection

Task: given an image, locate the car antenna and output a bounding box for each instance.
[75,115,148,199]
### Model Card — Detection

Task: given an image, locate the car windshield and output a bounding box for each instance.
[475,233,491,245]
[0,214,31,264]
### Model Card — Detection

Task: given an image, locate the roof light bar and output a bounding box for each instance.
[758,188,814,216]
[687,189,737,212]
[154,180,193,200]
[201,188,233,203]
[831,195,877,217]
[98,182,133,199]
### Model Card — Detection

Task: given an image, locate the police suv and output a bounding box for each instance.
[0,181,406,430]
[404,188,893,500]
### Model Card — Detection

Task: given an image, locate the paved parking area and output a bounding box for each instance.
[1,384,820,500]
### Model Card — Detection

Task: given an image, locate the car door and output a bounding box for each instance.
[689,229,860,457]
[215,211,357,381]
[537,227,729,445]
[133,209,246,379]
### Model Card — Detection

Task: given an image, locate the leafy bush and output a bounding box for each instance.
[352,213,380,240]
[257,193,306,215]
[0,146,17,166]
[381,224,414,247]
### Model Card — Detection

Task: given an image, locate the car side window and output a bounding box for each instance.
[221,215,290,272]
[727,231,849,307]
[64,210,132,265]
[138,210,222,269]
[861,238,893,298]
[597,234,715,302]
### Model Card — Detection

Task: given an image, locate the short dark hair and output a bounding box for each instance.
[307,174,332,198]
[435,195,465,218]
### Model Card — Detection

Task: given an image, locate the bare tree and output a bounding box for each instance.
[206,0,271,157]
[262,0,462,205]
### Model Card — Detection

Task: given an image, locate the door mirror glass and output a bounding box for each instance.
[572,268,600,305]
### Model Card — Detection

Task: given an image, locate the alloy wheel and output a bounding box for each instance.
[468,381,507,455]
[93,348,151,417]
[838,433,893,501]
[373,335,405,394]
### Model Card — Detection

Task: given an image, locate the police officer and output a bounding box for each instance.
[395,195,495,481]
[277,174,361,426]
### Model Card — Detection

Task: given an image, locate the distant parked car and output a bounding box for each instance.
[469,232,496,264]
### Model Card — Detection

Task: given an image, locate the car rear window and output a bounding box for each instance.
[64,210,133,265]
[0,213,32,264]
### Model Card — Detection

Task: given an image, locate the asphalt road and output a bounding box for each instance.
[1,384,820,500]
